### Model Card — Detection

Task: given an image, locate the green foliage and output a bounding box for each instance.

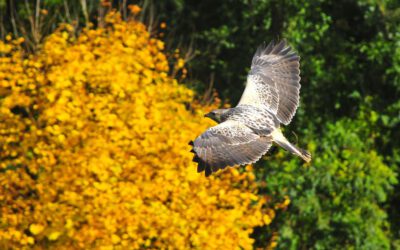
[149,1,400,247]
[255,107,397,249]
[157,1,400,245]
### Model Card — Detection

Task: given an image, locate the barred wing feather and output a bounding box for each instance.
[238,40,301,125]
[191,120,272,176]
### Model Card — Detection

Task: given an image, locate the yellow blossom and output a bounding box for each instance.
[48,231,61,241]
[176,58,185,68]
[129,4,141,15]
[29,224,44,235]
[263,214,272,225]
[27,237,35,245]
[111,234,121,244]
[0,11,275,250]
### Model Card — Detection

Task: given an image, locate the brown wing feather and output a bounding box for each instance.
[238,40,301,125]
[190,120,272,177]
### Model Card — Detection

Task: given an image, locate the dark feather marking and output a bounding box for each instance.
[191,135,272,176]
[205,166,212,177]
[197,163,205,173]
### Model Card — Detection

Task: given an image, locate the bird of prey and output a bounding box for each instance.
[189,40,311,177]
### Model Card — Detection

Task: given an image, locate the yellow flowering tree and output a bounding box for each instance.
[0,12,274,249]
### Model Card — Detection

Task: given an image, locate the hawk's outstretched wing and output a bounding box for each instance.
[238,40,301,125]
[190,120,272,176]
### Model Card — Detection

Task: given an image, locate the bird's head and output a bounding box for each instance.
[204,109,228,123]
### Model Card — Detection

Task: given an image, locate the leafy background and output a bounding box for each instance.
[0,0,399,249]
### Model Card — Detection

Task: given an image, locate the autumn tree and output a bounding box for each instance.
[0,11,279,249]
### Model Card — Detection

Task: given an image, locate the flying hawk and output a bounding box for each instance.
[189,40,311,177]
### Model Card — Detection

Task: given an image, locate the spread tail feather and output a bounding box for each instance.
[271,129,311,163]
[296,147,312,163]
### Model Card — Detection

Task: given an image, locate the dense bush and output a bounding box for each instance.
[151,0,400,247]
[256,108,397,249]
[0,12,276,249]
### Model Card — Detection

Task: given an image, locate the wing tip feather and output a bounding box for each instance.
[257,39,299,57]
[190,143,216,177]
